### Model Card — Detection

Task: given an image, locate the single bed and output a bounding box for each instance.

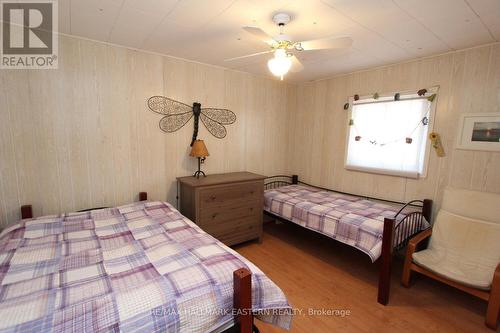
[0,193,292,333]
[264,175,433,305]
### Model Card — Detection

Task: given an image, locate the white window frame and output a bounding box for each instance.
[344,87,438,179]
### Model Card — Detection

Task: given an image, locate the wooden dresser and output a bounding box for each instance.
[177,172,265,246]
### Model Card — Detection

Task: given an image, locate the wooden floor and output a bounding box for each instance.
[234,221,498,333]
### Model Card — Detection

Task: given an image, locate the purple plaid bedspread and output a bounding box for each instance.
[264,185,429,262]
[0,201,292,333]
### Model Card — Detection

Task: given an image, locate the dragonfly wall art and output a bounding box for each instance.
[147,96,237,146]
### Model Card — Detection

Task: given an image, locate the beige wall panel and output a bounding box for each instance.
[0,36,292,227]
[289,43,500,211]
[1,34,498,227]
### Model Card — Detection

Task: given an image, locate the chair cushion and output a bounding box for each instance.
[441,187,500,223]
[412,210,500,290]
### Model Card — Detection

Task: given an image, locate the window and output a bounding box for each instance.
[345,90,437,179]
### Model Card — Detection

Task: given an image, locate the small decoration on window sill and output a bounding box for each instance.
[429,132,445,157]
[343,103,350,110]
[427,94,436,102]
[373,92,379,100]
[406,137,413,144]
[417,89,427,96]
[422,117,429,126]
[354,94,360,101]
[394,93,400,101]
[355,136,361,141]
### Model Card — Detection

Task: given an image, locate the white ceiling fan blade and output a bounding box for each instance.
[298,36,353,51]
[290,55,304,73]
[224,50,273,62]
[242,26,275,45]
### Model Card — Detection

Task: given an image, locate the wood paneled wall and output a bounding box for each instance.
[0,36,294,226]
[287,43,500,209]
[1,35,498,226]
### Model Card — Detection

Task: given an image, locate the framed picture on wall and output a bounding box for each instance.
[456,113,500,152]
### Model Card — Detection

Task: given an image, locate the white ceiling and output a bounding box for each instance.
[59,0,500,82]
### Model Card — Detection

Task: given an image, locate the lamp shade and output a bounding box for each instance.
[190,140,209,157]
[267,49,292,79]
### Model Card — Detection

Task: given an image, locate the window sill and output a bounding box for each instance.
[344,165,421,179]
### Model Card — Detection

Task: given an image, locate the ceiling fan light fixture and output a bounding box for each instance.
[267,49,292,80]
[230,13,353,80]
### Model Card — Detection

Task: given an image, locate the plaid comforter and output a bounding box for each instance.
[0,201,292,333]
[265,185,428,262]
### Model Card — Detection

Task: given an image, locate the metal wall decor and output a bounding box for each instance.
[148,96,236,146]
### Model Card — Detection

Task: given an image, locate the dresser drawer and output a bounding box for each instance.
[199,200,260,226]
[206,216,262,246]
[198,181,261,208]
[202,214,260,233]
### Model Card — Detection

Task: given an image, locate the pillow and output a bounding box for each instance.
[441,187,500,223]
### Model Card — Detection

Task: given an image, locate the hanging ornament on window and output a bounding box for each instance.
[351,111,430,147]
[349,89,434,147]
[343,103,350,110]
[354,94,360,101]
[417,89,427,96]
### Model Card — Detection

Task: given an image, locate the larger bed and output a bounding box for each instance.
[0,196,292,333]
[264,175,433,305]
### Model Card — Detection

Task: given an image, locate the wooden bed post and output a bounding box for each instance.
[139,192,148,201]
[234,268,253,333]
[378,217,395,305]
[291,175,298,184]
[21,205,33,219]
[422,199,433,222]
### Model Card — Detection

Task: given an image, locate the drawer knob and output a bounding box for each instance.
[210,195,216,200]
[212,213,217,219]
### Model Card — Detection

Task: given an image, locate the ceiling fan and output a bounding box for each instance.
[225,13,353,80]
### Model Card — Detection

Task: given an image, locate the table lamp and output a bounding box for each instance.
[190,140,209,178]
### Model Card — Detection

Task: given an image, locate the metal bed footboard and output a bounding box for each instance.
[392,200,432,251]
[264,174,433,306]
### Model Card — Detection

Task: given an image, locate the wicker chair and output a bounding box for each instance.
[401,187,500,330]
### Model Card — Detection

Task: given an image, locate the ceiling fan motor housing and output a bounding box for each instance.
[272,13,291,26]
[272,13,293,49]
